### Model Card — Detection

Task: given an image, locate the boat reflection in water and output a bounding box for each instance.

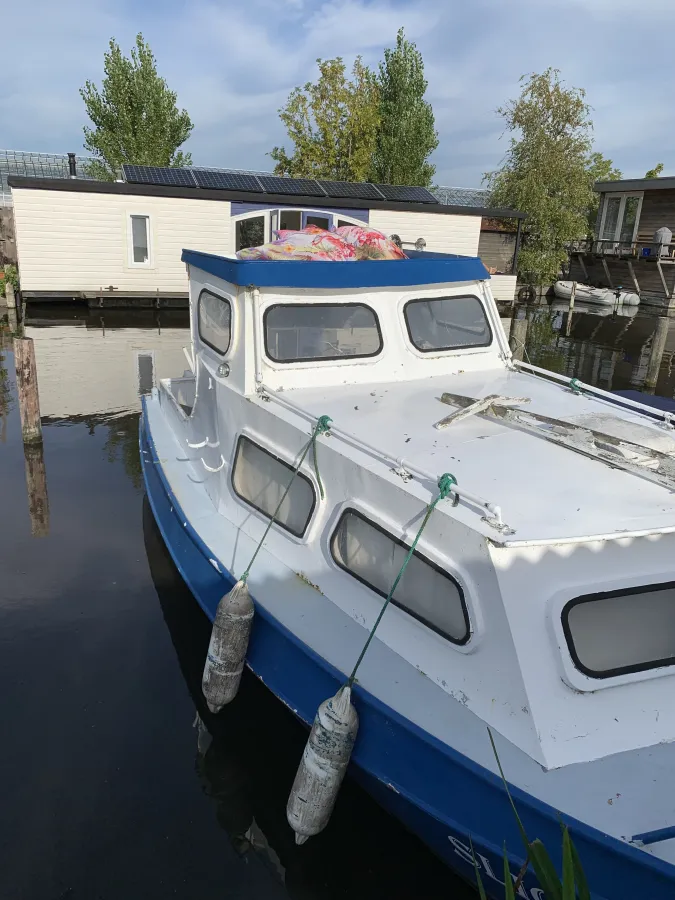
[143,498,465,900]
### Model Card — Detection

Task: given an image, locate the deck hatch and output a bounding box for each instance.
[198,289,232,356]
[562,583,675,678]
[330,509,470,645]
[264,303,383,363]
[232,436,316,537]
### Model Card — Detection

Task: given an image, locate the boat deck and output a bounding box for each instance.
[276,368,675,544]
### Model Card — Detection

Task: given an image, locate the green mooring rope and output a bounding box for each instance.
[347,473,457,686]
[240,414,332,584]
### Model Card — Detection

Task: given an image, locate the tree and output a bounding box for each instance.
[81,34,193,181]
[586,151,622,232]
[485,69,596,284]
[645,162,664,179]
[370,28,438,186]
[270,57,379,182]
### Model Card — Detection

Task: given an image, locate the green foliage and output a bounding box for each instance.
[645,162,664,179]
[486,69,601,284]
[0,264,18,297]
[478,728,590,899]
[370,28,438,186]
[80,33,193,181]
[271,29,437,187]
[270,57,380,182]
[586,152,622,231]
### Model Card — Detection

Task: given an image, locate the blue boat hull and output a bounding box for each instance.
[141,405,675,900]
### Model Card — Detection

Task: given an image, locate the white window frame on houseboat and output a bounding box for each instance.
[127,212,153,267]
[598,192,643,252]
[231,208,368,254]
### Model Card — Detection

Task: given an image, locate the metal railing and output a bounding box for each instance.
[570,238,675,260]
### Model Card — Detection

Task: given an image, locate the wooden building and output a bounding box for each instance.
[8,165,523,307]
[569,176,675,307]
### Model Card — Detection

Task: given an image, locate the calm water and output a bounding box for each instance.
[2,299,674,900]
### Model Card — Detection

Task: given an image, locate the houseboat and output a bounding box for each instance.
[569,175,675,308]
[142,247,675,899]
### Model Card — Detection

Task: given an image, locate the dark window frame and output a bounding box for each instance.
[403,294,493,353]
[198,288,232,356]
[263,302,383,364]
[561,581,675,679]
[231,434,316,538]
[329,507,471,645]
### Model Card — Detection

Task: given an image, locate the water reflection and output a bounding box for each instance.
[499,301,675,399]
[143,498,463,900]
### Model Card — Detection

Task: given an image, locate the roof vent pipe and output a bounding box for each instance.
[67,153,77,178]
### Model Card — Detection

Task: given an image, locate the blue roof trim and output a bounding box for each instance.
[181,248,490,289]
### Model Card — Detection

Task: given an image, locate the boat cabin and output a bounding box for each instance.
[155,249,675,791]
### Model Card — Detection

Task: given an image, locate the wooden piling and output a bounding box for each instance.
[23,440,50,537]
[509,313,529,361]
[5,281,16,309]
[565,281,576,338]
[644,316,670,393]
[13,336,42,443]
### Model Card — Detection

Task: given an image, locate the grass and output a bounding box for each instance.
[471,729,591,900]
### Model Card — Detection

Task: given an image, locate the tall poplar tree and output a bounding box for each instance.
[370,28,438,187]
[81,34,193,181]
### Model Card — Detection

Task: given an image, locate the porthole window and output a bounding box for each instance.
[562,583,675,678]
[404,295,492,352]
[264,303,382,363]
[232,436,315,537]
[199,290,232,355]
[330,509,470,644]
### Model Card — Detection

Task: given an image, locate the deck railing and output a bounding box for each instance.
[570,238,675,260]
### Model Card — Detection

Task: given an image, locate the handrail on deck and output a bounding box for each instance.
[258,384,512,534]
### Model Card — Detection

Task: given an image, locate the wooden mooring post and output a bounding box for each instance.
[13,336,49,535]
[5,282,16,309]
[23,441,49,537]
[565,281,577,338]
[13,336,42,443]
[644,315,670,393]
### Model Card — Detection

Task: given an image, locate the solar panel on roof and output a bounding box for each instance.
[257,175,326,196]
[374,184,437,204]
[192,170,263,192]
[122,165,197,187]
[317,180,385,201]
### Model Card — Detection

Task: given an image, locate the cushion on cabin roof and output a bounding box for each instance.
[236,229,357,261]
[334,225,407,260]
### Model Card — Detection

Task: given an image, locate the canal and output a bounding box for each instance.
[1,298,673,899]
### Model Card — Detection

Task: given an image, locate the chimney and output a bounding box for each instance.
[67,153,77,178]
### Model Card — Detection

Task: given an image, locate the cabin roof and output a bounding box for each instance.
[280,370,675,544]
[7,174,525,220]
[595,176,675,193]
[181,248,490,289]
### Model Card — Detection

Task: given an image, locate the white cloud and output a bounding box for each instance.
[2,0,675,183]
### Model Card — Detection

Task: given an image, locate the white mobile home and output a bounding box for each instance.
[8,166,523,306]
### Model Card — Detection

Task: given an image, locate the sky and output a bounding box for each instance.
[2,0,674,188]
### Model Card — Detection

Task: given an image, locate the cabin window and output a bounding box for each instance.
[232,436,315,537]
[304,213,331,230]
[330,509,470,644]
[129,215,150,265]
[236,216,265,251]
[279,210,302,231]
[404,296,492,352]
[264,303,382,363]
[562,583,675,678]
[198,289,232,355]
